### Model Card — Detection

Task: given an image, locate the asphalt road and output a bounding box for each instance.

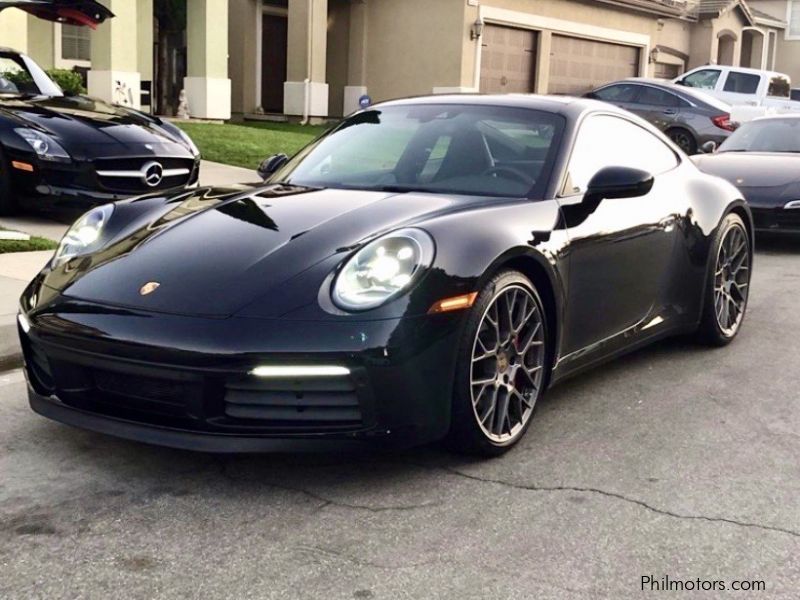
[1,238,799,599]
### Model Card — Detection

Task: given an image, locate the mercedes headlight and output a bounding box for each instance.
[173,127,200,157]
[53,204,114,265]
[15,128,71,162]
[332,228,435,311]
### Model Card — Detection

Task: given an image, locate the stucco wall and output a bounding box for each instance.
[362,0,464,102]
[26,17,54,69]
[750,0,800,81]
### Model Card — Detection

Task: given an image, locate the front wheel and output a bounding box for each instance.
[447,271,548,456]
[697,213,751,346]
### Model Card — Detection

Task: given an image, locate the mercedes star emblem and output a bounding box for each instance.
[142,161,164,187]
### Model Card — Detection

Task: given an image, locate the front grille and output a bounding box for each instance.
[222,376,363,430]
[94,157,195,193]
[22,336,369,435]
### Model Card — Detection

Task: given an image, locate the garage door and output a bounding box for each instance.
[548,35,640,95]
[480,25,538,94]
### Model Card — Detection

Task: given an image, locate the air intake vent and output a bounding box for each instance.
[223,375,363,428]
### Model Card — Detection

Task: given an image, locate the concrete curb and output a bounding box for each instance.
[0,321,22,373]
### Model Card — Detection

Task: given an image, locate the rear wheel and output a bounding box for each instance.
[697,213,751,346]
[448,271,548,456]
[666,128,697,155]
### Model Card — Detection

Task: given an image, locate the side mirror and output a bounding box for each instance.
[674,78,686,86]
[257,153,289,180]
[701,140,717,154]
[585,166,654,201]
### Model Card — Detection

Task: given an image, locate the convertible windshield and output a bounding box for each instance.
[0,52,63,97]
[271,104,564,198]
[719,118,800,153]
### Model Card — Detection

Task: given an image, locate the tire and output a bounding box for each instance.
[696,213,751,346]
[666,128,698,155]
[0,148,17,216]
[447,270,549,456]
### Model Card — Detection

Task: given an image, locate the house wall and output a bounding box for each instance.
[361,0,464,102]
[751,0,800,81]
[26,16,54,69]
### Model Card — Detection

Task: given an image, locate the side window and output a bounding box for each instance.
[768,76,791,98]
[682,69,721,90]
[723,72,760,94]
[638,86,682,107]
[593,84,639,103]
[792,89,800,101]
[564,115,679,195]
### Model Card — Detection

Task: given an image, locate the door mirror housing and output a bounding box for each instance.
[585,166,654,201]
[701,140,717,154]
[257,153,289,180]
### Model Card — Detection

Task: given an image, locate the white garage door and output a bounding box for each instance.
[480,24,538,94]
[548,35,640,95]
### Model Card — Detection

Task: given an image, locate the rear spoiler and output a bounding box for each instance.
[0,0,113,28]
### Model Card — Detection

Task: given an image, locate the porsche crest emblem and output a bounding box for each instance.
[139,281,160,296]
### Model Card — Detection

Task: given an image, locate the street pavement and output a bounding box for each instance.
[0,238,799,599]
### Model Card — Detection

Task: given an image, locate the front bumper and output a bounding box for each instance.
[18,296,463,452]
[10,156,201,210]
[750,206,800,232]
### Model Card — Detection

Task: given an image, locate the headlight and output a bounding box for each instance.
[53,204,114,265]
[174,127,200,157]
[332,228,435,311]
[15,128,71,162]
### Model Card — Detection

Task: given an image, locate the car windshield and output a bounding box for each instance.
[718,118,800,153]
[0,52,63,97]
[271,104,564,198]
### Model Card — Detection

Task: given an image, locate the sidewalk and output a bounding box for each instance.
[0,160,257,370]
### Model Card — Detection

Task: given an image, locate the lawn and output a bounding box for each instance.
[0,229,57,255]
[175,121,330,170]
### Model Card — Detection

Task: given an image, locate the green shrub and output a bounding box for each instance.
[46,69,86,96]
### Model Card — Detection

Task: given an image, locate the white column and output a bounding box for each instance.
[87,0,140,108]
[184,0,231,120]
[285,0,328,117]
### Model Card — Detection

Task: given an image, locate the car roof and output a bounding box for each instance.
[690,64,787,78]
[375,93,621,120]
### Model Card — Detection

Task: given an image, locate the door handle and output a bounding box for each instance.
[662,109,677,115]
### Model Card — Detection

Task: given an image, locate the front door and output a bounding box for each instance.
[261,13,288,113]
[558,114,683,357]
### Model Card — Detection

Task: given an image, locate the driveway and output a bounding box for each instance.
[1,238,798,599]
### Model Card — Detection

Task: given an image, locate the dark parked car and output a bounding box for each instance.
[585,79,736,155]
[693,114,800,232]
[0,3,200,215]
[19,96,752,456]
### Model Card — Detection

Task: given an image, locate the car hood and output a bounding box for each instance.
[0,95,189,157]
[692,152,800,207]
[44,185,479,318]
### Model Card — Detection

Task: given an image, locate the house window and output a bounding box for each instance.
[61,24,91,61]
[789,0,800,39]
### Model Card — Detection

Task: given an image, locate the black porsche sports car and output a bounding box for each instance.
[18,95,753,455]
[0,1,200,215]
[693,115,800,232]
